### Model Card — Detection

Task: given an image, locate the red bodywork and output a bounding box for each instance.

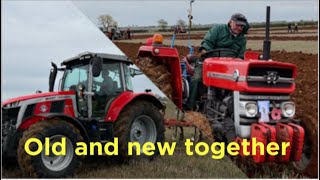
[104,91,162,122]
[2,91,77,130]
[138,45,183,109]
[7,90,160,130]
[203,57,297,93]
[2,91,75,105]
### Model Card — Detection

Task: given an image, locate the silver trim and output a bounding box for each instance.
[233,69,240,82]
[207,71,246,82]
[87,63,93,118]
[247,76,294,83]
[120,62,126,91]
[233,91,240,136]
[239,94,290,101]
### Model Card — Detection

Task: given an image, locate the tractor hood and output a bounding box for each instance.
[2,91,75,107]
[203,58,297,94]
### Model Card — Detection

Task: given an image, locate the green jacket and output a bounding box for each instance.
[199,23,249,59]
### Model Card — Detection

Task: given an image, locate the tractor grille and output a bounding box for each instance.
[247,67,294,88]
[23,104,35,119]
[50,100,65,113]
[2,107,20,142]
[2,107,20,125]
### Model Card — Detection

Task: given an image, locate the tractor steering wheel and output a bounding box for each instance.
[200,48,239,60]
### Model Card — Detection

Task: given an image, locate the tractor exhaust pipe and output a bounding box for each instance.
[262,6,271,60]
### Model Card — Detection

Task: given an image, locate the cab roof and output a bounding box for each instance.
[61,52,131,66]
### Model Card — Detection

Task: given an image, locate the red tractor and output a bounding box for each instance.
[2,52,165,177]
[134,7,316,177]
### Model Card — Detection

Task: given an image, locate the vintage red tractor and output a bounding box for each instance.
[134,7,316,177]
[2,52,165,177]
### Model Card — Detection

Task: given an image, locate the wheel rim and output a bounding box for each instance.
[130,115,157,145]
[293,135,312,171]
[41,135,74,171]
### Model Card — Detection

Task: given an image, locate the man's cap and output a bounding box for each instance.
[231,13,247,25]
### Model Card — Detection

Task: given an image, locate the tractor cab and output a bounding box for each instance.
[51,52,133,119]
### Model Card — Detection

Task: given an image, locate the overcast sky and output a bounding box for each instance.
[2,1,164,100]
[74,0,318,27]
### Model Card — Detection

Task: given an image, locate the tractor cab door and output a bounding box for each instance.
[62,59,129,119]
[92,61,124,117]
[62,64,90,117]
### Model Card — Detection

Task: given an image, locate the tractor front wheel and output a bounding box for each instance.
[17,119,83,178]
[114,101,165,162]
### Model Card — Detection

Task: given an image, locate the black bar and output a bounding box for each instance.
[262,6,271,60]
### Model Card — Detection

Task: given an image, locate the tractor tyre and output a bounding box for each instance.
[17,119,83,178]
[292,119,318,178]
[113,100,165,162]
[134,57,173,99]
[182,78,190,102]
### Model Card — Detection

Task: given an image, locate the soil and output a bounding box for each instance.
[115,41,318,177]
[184,111,214,142]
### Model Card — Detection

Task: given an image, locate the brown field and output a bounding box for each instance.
[116,27,318,54]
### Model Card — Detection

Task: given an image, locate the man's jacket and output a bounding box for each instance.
[199,23,249,59]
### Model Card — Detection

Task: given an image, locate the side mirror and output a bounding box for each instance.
[129,67,143,77]
[92,56,103,77]
[49,62,57,92]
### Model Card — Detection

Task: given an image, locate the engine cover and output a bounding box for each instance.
[202,58,297,94]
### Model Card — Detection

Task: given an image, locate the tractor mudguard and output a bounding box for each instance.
[18,113,89,143]
[104,91,164,122]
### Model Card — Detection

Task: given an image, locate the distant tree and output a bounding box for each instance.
[176,19,186,27]
[98,14,116,32]
[158,19,168,30]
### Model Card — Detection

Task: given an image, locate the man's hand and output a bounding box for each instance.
[198,49,207,58]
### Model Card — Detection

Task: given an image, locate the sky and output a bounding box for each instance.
[2,1,164,100]
[74,0,318,27]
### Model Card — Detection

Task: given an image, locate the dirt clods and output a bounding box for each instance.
[184,111,214,142]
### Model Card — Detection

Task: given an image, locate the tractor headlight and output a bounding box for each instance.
[281,102,295,118]
[239,101,258,117]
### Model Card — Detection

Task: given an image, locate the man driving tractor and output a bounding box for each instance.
[186,13,250,110]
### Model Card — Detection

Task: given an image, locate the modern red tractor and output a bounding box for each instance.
[2,52,165,177]
[135,7,316,177]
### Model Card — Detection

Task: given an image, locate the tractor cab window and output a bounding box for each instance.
[92,61,123,116]
[123,64,133,91]
[63,64,89,91]
[93,62,123,96]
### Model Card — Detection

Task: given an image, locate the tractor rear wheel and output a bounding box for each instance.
[17,119,83,178]
[114,101,165,162]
